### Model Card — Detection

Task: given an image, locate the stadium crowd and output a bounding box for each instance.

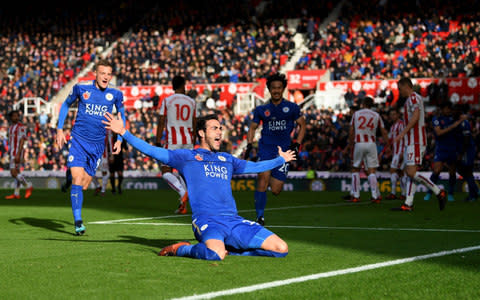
[297,0,480,80]
[0,0,479,174]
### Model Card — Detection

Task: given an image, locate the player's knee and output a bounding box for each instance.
[271,189,281,196]
[275,240,289,254]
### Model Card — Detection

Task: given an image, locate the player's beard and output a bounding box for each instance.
[206,137,221,152]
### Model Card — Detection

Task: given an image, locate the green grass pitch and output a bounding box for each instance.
[1,189,479,299]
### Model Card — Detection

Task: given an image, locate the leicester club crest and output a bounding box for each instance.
[264,109,270,117]
[83,91,91,100]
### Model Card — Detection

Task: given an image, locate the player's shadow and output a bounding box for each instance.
[44,235,192,254]
[9,217,73,235]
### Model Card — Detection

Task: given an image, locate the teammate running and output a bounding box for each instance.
[156,75,195,214]
[56,59,126,235]
[245,73,305,225]
[392,78,446,211]
[104,113,294,261]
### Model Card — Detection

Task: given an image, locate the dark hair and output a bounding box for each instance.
[363,96,374,108]
[95,59,113,70]
[439,101,453,109]
[267,73,287,89]
[397,77,413,88]
[196,114,219,140]
[8,109,20,119]
[172,75,186,91]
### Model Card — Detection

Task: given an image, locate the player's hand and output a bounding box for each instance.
[289,142,301,157]
[56,129,66,148]
[14,156,20,164]
[278,146,296,162]
[103,112,126,135]
[244,143,253,160]
[113,140,122,155]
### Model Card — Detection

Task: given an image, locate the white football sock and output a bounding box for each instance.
[400,175,408,196]
[351,172,360,198]
[174,172,187,194]
[14,179,20,196]
[390,172,399,195]
[368,173,378,199]
[163,172,186,197]
[16,173,28,187]
[101,172,109,193]
[413,172,440,195]
[405,177,416,206]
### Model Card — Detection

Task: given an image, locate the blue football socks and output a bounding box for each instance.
[71,184,84,222]
[254,191,267,218]
[176,243,221,261]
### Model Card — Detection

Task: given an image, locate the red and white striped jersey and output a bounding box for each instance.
[403,92,426,146]
[389,119,405,155]
[159,93,196,146]
[351,108,385,143]
[8,122,27,157]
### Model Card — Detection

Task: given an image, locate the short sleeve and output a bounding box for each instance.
[65,84,80,105]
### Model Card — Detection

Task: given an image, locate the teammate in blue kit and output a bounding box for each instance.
[245,73,305,225]
[424,102,464,202]
[103,113,295,260]
[454,104,478,202]
[56,60,126,235]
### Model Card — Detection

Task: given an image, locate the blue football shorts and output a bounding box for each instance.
[192,214,274,250]
[433,147,457,163]
[67,136,105,177]
[258,143,289,181]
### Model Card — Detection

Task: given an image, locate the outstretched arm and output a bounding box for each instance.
[103,112,169,163]
[239,146,296,174]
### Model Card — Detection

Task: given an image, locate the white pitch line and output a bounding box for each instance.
[92,222,480,233]
[171,244,480,300]
[267,225,480,233]
[88,202,368,225]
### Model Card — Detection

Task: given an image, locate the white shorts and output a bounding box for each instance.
[404,144,426,166]
[390,153,405,170]
[353,142,379,169]
[161,144,194,168]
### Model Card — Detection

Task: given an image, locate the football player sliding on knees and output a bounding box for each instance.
[102,111,295,261]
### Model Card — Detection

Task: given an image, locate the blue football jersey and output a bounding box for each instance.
[252,99,301,149]
[432,115,457,150]
[167,148,247,217]
[67,80,124,143]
